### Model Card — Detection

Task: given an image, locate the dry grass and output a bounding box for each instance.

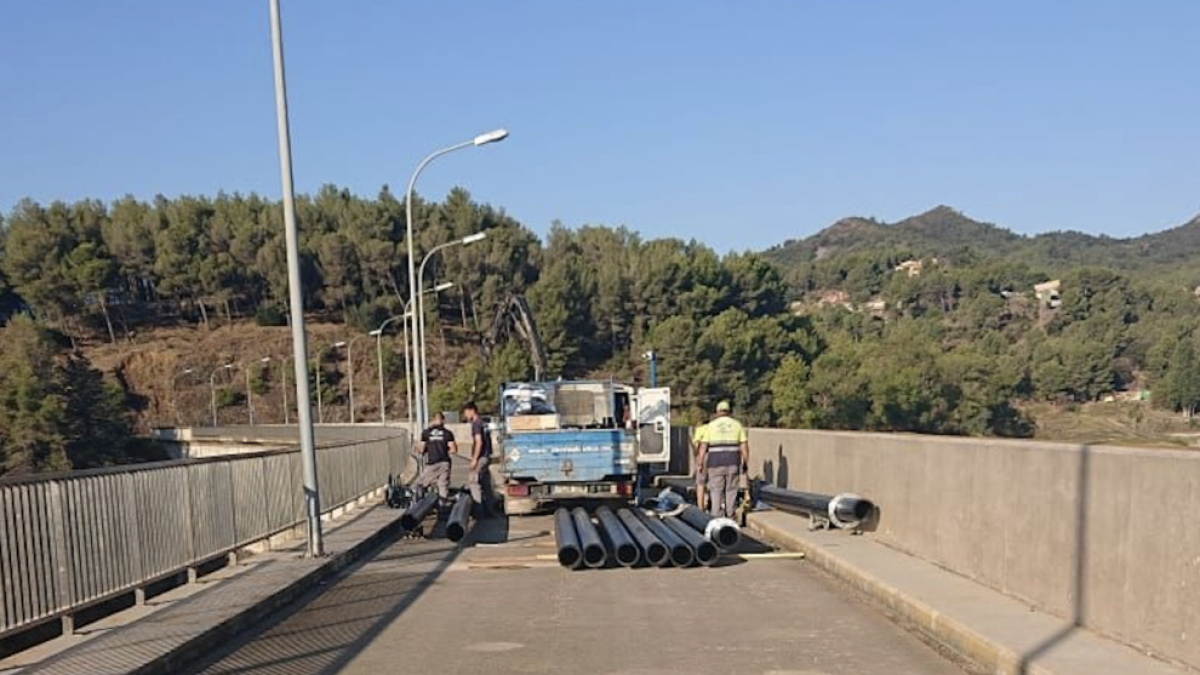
[1023,400,1200,449]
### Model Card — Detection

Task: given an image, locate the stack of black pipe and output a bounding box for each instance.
[553,505,732,570]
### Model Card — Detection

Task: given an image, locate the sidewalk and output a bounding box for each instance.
[748,510,1188,675]
[2,501,406,675]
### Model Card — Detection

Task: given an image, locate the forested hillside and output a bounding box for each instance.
[763,205,1200,436]
[4,192,1200,475]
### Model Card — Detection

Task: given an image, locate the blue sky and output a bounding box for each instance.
[1,1,1197,252]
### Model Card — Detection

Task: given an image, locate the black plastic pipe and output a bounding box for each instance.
[447,492,474,543]
[633,509,695,567]
[662,516,719,566]
[400,492,439,530]
[617,509,669,567]
[571,507,608,568]
[658,476,697,495]
[554,508,583,569]
[596,506,640,567]
[758,485,875,529]
[677,505,741,550]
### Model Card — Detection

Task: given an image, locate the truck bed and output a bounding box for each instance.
[500,429,635,483]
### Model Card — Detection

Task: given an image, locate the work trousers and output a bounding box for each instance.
[468,456,491,506]
[706,463,740,518]
[417,461,451,501]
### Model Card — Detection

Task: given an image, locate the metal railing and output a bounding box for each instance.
[0,431,409,638]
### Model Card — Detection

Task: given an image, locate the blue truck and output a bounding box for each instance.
[494,380,671,515]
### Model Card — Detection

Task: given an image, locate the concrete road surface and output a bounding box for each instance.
[187,513,966,675]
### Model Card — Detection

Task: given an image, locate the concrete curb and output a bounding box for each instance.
[750,514,1058,675]
[129,507,406,675]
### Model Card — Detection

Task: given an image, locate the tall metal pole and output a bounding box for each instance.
[316,350,323,424]
[170,368,194,426]
[371,314,405,426]
[403,312,413,440]
[269,0,322,556]
[347,340,355,424]
[405,132,505,429]
[246,368,255,425]
[347,336,366,424]
[281,356,290,425]
[417,240,464,428]
[210,372,219,427]
[209,364,231,427]
[375,331,386,425]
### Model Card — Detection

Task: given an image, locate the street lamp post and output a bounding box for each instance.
[209,363,234,427]
[346,336,368,424]
[268,0,323,557]
[315,341,346,424]
[405,129,508,429]
[280,356,290,425]
[370,316,405,426]
[370,282,453,434]
[417,232,486,425]
[247,357,272,425]
[170,368,195,426]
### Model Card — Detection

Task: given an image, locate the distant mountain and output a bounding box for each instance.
[762,206,1200,275]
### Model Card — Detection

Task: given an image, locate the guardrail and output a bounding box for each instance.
[0,431,409,639]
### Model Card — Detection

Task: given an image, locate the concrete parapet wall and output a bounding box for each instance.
[747,429,1200,672]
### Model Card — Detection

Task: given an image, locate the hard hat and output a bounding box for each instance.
[716,400,731,413]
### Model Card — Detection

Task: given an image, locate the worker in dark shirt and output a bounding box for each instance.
[418,412,457,508]
[462,402,495,516]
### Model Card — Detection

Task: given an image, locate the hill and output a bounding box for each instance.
[762,206,1200,277]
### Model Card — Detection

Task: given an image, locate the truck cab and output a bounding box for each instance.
[495,380,670,515]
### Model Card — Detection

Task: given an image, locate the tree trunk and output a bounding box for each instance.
[223,299,233,323]
[58,309,78,351]
[97,291,117,344]
[198,300,210,329]
[117,302,133,343]
[388,271,404,303]
[469,289,480,334]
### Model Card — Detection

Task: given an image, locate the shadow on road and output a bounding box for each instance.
[183,513,504,675]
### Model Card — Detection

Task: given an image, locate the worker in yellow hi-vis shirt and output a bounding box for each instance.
[696,400,749,518]
[691,421,709,511]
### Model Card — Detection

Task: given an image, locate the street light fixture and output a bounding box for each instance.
[209,363,234,427]
[170,368,195,426]
[247,357,272,425]
[316,341,347,424]
[473,129,509,146]
[417,233,487,425]
[404,130,508,430]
